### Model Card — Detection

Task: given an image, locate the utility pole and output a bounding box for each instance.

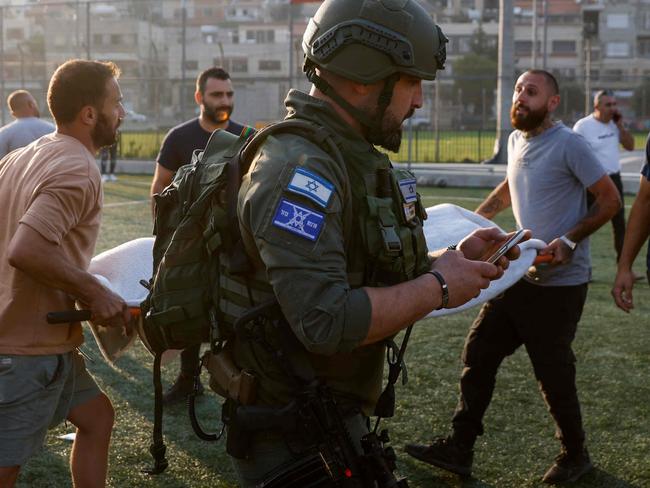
[180,0,187,120]
[582,6,602,116]
[86,1,91,60]
[288,1,294,88]
[75,0,81,58]
[584,37,591,116]
[542,0,548,70]
[532,0,537,68]
[483,0,514,164]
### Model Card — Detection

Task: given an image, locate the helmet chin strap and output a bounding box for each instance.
[304,60,400,138]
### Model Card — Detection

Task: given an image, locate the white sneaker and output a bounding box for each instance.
[109,174,118,182]
[101,174,109,182]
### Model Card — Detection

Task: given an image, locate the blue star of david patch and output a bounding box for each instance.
[286,167,334,208]
[272,198,325,241]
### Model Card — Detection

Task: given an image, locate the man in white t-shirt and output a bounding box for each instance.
[574,89,634,262]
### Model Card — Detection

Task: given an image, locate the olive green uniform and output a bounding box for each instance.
[233,90,430,484]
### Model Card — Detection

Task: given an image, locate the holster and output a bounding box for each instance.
[201,348,256,405]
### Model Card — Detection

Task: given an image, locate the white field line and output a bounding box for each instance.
[104,199,149,208]
[421,195,634,209]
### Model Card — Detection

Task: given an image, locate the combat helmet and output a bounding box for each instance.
[301,0,447,132]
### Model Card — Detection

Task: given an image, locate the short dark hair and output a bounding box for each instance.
[594,89,614,105]
[196,67,231,95]
[47,59,121,125]
[525,69,559,95]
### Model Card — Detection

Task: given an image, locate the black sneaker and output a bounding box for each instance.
[542,448,593,484]
[163,374,204,406]
[405,436,473,477]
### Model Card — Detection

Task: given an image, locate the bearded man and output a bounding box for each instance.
[150,67,247,404]
[0,59,129,488]
[406,70,621,485]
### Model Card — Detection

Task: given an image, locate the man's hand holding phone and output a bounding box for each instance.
[458,227,531,272]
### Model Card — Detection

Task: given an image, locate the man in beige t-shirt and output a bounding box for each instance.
[0,60,128,488]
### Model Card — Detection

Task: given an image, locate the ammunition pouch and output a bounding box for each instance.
[201,348,256,405]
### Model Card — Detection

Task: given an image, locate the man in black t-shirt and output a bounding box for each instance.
[150,67,245,198]
[150,67,246,405]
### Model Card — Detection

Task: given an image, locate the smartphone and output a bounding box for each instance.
[613,111,622,123]
[486,229,526,264]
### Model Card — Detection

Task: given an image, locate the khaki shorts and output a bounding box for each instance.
[0,350,102,467]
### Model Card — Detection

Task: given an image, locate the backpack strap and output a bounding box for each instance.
[143,353,168,474]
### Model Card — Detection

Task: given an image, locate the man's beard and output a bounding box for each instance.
[367,107,414,152]
[203,103,233,124]
[91,112,119,149]
[510,103,548,131]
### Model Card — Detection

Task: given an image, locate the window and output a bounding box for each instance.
[515,40,540,55]
[552,40,575,54]
[110,34,123,45]
[639,37,650,56]
[7,28,23,40]
[458,36,471,54]
[605,42,630,57]
[644,12,650,30]
[603,69,624,82]
[232,59,248,73]
[557,68,575,78]
[93,34,103,46]
[184,60,198,70]
[259,60,281,71]
[607,14,629,29]
[229,58,248,73]
[246,30,275,43]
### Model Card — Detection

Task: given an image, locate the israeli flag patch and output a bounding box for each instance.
[399,178,417,203]
[286,167,334,208]
[272,199,325,242]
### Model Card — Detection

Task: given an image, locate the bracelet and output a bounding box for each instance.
[447,244,457,251]
[425,270,449,310]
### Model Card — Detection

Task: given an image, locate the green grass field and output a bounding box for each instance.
[18,176,650,487]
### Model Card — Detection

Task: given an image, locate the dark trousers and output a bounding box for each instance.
[100,143,117,175]
[180,343,201,377]
[451,279,589,454]
[587,171,625,261]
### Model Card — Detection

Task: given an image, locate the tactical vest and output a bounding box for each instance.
[345,158,430,289]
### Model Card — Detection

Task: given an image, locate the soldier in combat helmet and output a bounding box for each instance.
[226,0,529,485]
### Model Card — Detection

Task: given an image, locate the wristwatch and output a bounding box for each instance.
[559,235,577,251]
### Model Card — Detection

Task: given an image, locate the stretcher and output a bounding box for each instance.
[47,205,550,361]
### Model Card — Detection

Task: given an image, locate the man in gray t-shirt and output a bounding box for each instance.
[406,70,620,485]
[0,90,54,159]
[507,121,604,285]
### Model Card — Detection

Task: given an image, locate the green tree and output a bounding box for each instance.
[452,53,497,119]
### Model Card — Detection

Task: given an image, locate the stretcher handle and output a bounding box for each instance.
[47,307,141,324]
[47,310,92,324]
[533,254,553,265]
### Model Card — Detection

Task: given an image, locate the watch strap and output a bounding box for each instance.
[425,270,449,310]
[559,235,577,251]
